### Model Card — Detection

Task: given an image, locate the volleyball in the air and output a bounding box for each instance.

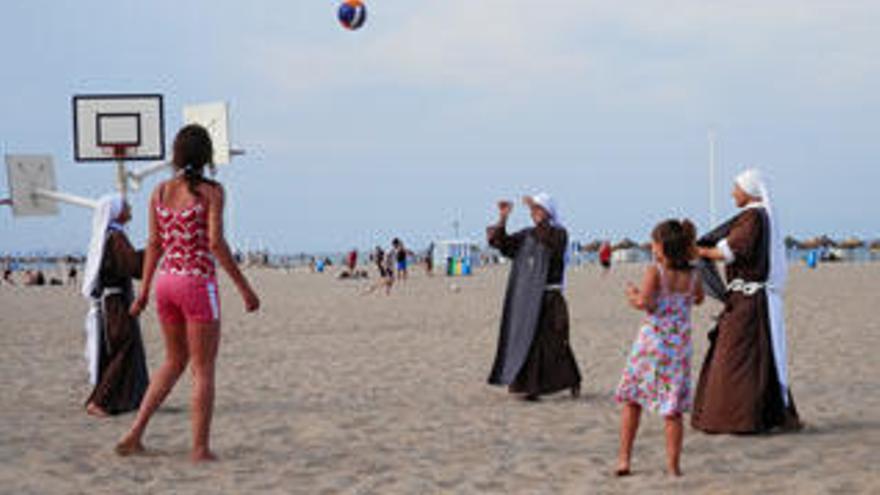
[338,0,367,31]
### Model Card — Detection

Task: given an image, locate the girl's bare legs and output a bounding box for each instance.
[616,402,641,475]
[116,323,188,454]
[664,414,683,476]
[187,321,221,462]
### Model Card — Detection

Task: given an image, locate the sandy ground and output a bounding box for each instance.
[1,262,879,494]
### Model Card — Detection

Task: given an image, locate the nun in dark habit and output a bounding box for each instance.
[692,169,802,433]
[82,194,149,417]
[487,193,582,401]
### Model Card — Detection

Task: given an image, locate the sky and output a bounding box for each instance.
[1,1,878,254]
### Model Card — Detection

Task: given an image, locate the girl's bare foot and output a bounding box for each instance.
[615,459,631,477]
[86,402,110,418]
[667,465,682,477]
[191,449,218,463]
[115,436,146,457]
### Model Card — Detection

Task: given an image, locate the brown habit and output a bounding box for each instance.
[85,231,149,415]
[487,222,581,397]
[692,208,800,433]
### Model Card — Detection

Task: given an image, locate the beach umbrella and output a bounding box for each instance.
[613,238,639,250]
[838,237,865,249]
[802,235,836,249]
[581,240,603,253]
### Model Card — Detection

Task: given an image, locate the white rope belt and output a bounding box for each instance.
[545,284,563,292]
[727,279,765,296]
[102,287,124,297]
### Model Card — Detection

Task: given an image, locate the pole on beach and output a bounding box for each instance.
[33,188,98,210]
[116,158,128,198]
[708,128,717,228]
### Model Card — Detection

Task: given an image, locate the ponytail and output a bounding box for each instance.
[172,125,215,196]
[182,163,203,196]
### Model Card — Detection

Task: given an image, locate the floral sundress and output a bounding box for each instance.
[615,265,697,416]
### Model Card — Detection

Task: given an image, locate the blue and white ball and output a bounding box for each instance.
[338,0,367,31]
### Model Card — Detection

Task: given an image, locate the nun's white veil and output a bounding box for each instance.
[81,193,125,384]
[735,168,791,405]
[81,194,125,298]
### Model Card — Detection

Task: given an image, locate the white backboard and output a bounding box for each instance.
[183,101,231,165]
[5,154,59,216]
[73,94,165,161]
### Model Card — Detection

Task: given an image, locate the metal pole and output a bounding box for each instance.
[33,188,99,209]
[128,160,172,191]
[708,128,717,227]
[116,159,128,197]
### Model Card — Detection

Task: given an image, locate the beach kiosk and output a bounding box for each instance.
[434,240,480,276]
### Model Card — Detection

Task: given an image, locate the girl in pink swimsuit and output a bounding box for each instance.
[117,125,260,462]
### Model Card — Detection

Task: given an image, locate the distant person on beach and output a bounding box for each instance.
[487,193,582,401]
[2,265,13,285]
[391,238,412,281]
[424,242,434,276]
[82,194,149,417]
[383,246,396,292]
[346,248,358,272]
[363,245,395,295]
[614,219,703,477]
[24,270,46,286]
[117,125,260,462]
[373,246,385,276]
[599,241,612,274]
[68,261,79,287]
[692,168,802,434]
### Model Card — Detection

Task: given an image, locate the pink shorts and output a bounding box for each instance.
[155,274,221,325]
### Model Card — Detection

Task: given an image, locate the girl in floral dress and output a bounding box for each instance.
[614,219,703,477]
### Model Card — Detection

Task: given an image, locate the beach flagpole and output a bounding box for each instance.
[708,127,718,228]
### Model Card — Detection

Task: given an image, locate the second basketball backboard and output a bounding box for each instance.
[5,154,59,216]
[183,102,231,165]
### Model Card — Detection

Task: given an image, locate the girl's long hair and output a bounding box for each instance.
[172,124,217,196]
[651,219,697,270]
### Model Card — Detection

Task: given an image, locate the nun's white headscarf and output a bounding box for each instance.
[528,192,570,287]
[81,194,126,299]
[529,192,564,229]
[735,168,787,290]
[735,168,791,405]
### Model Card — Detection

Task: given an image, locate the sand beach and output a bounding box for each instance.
[1,263,878,494]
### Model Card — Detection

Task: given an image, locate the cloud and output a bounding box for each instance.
[242,0,880,111]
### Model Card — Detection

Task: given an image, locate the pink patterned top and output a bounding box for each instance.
[156,195,216,279]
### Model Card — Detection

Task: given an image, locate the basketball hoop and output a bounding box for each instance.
[110,145,130,160]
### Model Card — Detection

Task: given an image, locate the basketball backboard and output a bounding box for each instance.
[73,94,165,162]
[183,102,231,165]
[5,154,59,216]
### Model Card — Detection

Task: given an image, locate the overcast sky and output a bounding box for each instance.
[2,1,878,254]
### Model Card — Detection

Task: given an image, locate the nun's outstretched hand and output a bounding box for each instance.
[497,200,513,219]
